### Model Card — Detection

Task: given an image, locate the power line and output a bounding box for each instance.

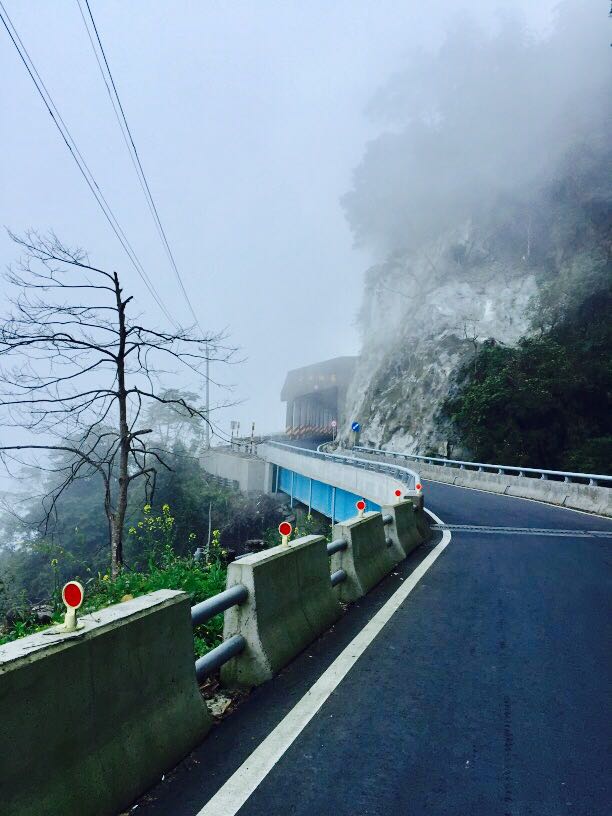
[0,2,179,330]
[77,1,214,446]
[77,0,203,334]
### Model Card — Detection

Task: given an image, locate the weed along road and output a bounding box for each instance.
[135,482,612,816]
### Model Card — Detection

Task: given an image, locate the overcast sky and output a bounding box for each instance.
[0,1,558,438]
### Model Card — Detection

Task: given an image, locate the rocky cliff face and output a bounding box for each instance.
[337,3,609,457]
[342,152,610,455]
[343,227,539,454]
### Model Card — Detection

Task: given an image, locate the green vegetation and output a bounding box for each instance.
[261,504,331,549]
[0,439,281,610]
[0,503,229,656]
[444,281,612,472]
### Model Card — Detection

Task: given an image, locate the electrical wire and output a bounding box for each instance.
[0,2,179,330]
[77,2,219,442]
[77,0,203,334]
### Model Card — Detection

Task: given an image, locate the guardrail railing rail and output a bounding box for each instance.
[354,446,611,488]
[191,585,248,682]
[264,440,421,492]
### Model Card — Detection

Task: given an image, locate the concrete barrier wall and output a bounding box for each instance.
[381,499,423,557]
[221,535,341,688]
[330,512,396,603]
[355,450,611,517]
[416,463,612,516]
[201,448,267,492]
[0,590,211,816]
[259,442,416,507]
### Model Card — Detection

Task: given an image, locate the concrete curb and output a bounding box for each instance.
[221,535,341,688]
[0,590,211,816]
[416,464,612,517]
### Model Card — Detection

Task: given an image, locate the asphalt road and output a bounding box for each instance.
[134,482,612,816]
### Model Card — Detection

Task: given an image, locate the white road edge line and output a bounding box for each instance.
[196,509,451,816]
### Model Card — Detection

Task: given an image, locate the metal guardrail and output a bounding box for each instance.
[330,569,347,587]
[327,539,348,587]
[327,538,348,555]
[354,446,611,488]
[195,635,246,682]
[191,584,248,628]
[264,440,421,491]
[191,584,249,682]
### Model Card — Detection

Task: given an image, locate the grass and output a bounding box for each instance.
[0,551,228,658]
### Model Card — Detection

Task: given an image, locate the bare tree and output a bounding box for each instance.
[0,231,234,576]
[462,320,481,374]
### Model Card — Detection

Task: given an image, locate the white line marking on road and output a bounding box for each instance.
[196,509,451,816]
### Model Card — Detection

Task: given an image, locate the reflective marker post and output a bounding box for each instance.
[60,580,85,633]
[279,521,292,546]
[356,499,366,518]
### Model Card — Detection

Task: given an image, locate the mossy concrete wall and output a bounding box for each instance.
[0,590,211,816]
[381,499,423,556]
[221,535,341,688]
[330,512,396,603]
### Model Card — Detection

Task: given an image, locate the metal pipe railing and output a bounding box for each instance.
[191,584,248,628]
[327,538,348,555]
[382,514,393,525]
[195,635,246,683]
[330,569,347,587]
[354,445,611,488]
[191,585,249,681]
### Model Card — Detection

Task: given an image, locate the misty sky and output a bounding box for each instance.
[0,1,560,438]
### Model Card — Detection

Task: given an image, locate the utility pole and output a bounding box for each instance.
[205,341,210,449]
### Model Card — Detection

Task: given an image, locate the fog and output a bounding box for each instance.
[343,0,610,258]
[0,1,564,439]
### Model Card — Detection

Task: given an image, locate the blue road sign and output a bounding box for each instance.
[351,421,361,433]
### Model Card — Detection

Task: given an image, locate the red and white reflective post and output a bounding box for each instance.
[61,580,84,632]
[278,521,292,547]
[394,488,402,503]
[356,499,366,518]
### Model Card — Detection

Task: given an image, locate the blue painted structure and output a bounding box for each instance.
[276,466,380,523]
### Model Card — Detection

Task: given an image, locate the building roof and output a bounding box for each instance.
[280,356,358,402]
